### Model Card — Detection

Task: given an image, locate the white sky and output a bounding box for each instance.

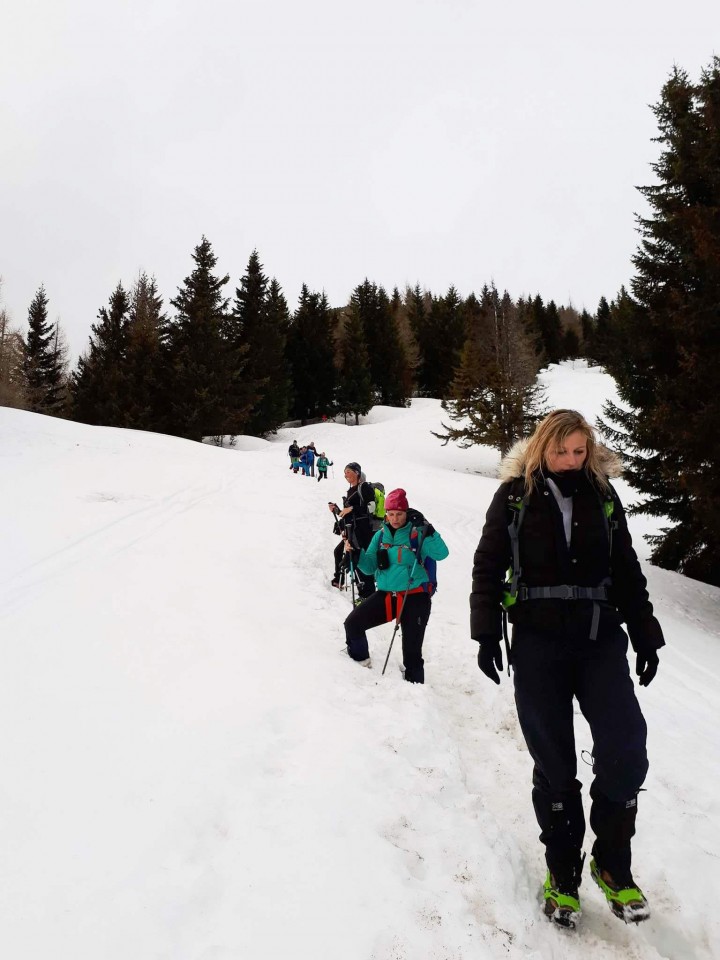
[1,0,719,358]
[2,361,719,958]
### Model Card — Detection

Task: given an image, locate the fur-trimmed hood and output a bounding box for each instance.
[498,438,623,483]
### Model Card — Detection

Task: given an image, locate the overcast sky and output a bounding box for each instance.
[1,0,718,360]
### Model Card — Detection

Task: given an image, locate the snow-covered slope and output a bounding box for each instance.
[1,362,718,960]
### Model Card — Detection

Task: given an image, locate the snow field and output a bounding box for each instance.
[1,361,718,959]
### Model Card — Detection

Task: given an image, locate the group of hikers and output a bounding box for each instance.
[291,408,665,930]
[326,462,449,685]
[287,440,333,481]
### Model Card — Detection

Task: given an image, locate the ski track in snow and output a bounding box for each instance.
[1,364,718,960]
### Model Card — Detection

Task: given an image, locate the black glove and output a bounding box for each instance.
[477,639,503,684]
[628,615,664,687]
[636,648,659,687]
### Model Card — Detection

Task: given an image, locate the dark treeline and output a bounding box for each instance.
[2,58,718,586]
[0,243,608,438]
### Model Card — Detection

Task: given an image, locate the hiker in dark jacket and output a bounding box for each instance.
[288,440,300,469]
[343,488,448,681]
[471,409,664,927]
[327,462,377,598]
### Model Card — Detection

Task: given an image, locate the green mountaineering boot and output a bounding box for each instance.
[542,871,581,929]
[590,858,650,923]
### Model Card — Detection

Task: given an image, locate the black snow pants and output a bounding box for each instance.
[511,622,648,884]
[344,590,431,682]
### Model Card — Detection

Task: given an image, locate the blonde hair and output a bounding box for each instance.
[523,409,609,494]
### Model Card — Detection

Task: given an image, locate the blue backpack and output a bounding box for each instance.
[408,519,438,595]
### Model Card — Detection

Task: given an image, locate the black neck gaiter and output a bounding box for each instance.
[546,469,585,497]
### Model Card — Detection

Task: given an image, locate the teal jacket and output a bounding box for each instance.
[358,519,449,592]
[317,457,332,471]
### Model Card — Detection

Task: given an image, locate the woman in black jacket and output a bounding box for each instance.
[471,409,664,928]
[328,462,377,599]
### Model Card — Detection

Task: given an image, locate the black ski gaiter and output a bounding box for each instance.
[546,469,585,497]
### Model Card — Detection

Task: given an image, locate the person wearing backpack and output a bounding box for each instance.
[304,444,316,477]
[327,462,377,598]
[288,440,300,469]
[342,488,449,681]
[368,482,385,532]
[470,409,665,928]
[317,453,333,482]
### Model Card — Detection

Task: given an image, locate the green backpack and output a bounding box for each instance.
[372,482,385,519]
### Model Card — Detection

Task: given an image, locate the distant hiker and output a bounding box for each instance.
[288,440,300,469]
[317,453,333,482]
[327,462,377,599]
[471,409,665,928]
[342,488,448,679]
[305,444,316,478]
[298,446,310,477]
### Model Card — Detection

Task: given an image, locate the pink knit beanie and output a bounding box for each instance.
[384,488,409,511]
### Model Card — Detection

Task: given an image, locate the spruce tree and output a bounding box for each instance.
[47,323,70,415]
[230,252,290,435]
[435,285,546,454]
[265,278,293,425]
[122,273,168,432]
[286,286,335,422]
[579,309,594,356]
[540,300,564,365]
[391,287,419,399]
[407,284,432,395]
[335,307,373,424]
[165,237,238,441]
[590,296,612,365]
[600,286,636,374]
[522,294,548,362]
[24,286,64,414]
[422,286,465,399]
[349,280,410,407]
[72,282,130,426]
[600,59,720,585]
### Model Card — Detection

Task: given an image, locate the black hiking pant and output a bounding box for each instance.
[344,591,431,683]
[512,622,648,884]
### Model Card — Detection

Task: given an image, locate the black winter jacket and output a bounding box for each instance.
[470,440,665,652]
[341,481,376,549]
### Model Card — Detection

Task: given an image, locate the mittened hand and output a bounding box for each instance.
[636,650,659,687]
[477,640,503,684]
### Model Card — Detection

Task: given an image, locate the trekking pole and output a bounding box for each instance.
[382,552,421,676]
[347,547,357,606]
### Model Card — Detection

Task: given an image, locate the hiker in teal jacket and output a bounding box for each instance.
[358,512,448,592]
[342,488,449,682]
[316,453,333,482]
